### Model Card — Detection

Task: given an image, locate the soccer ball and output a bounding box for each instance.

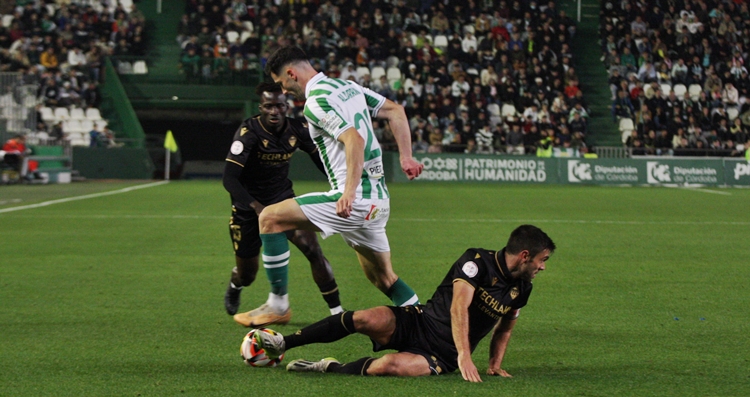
[240,328,285,367]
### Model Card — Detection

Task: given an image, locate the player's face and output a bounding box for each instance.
[271,70,305,99]
[518,249,550,281]
[259,91,288,128]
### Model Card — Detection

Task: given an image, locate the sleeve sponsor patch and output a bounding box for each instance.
[319,110,344,134]
[230,141,244,155]
[461,261,479,278]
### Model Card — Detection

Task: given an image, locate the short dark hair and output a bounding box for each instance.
[255,81,283,96]
[264,46,309,76]
[505,225,556,258]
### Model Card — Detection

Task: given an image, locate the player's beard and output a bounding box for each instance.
[287,80,305,100]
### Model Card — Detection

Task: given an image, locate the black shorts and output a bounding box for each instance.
[371,305,457,374]
[229,206,261,258]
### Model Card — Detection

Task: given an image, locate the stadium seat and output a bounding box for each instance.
[133,60,148,74]
[36,131,49,145]
[673,84,687,98]
[433,34,448,49]
[487,103,501,117]
[356,66,370,78]
[63,120,84,134]
[85,108,102,121]
[466,67,479,76]
[370,66,386,81]
[2,15,13,28]
[385,56,399,68]
[242,21,254,33]
[40,106,54,122]
[80,120,94,133]
[117,61,133,74]
[240,30,251,43]
[95,120,108,130]
[54,107,70,121]
[463,24,475,35]
[386,67,401,80]
[727,107,739,121]
[226,31,239,44]
[688,84,702,100]
[408,33,417,46]
[660,84,672,97]
[501,103,517,118]
[403,78,414,91]
[69,107,85,120]
[644,85,655,99]
[619,118,635,144]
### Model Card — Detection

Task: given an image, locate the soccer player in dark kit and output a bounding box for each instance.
[223,82,343,324]
[253,225,556,382]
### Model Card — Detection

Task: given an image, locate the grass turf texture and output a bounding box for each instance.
[1,181,749,396]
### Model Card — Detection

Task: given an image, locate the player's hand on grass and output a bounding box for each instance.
[336,191,355,218]
[458,353,482,382]
[486,368,512,378]
[400,158,424,180]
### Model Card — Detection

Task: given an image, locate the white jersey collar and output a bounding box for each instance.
[305,72,327,98]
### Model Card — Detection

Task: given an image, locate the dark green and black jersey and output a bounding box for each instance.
[224,116,323,208]
[422,248,533,353]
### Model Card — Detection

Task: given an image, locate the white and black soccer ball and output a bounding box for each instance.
[240,328,284,367]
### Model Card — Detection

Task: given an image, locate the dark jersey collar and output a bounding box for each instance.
[254,115,288,137]
[495,248,511,280]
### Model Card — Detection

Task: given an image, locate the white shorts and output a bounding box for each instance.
[295,191,391,253]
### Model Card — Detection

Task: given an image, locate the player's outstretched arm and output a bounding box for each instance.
[375,99,423,180]
[451,280,482,382]
[336,128,364,218]
[487,316,517,378]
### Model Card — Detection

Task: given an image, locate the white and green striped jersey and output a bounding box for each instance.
[303,72,390,199]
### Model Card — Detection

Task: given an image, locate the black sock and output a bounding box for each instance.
[318,279,341,309]
[284,311,355,350]
[327,357,375,375]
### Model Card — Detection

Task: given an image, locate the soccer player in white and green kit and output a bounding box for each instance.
[233,46,425,327]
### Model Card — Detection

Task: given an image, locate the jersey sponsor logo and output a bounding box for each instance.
[491,277,498,286]
[289,135,297,147]
[510,286,519,300]
[240,127,249,136]
[319,110,344,133]
[477,287,513,319]
[230,141,244,155]
[462,261,479,278]
[365,204,379,220]
[262,139,269,148]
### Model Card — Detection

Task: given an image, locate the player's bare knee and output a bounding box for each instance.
[258,210,278,233]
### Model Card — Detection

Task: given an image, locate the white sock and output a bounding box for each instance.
[329,305,343,315]
[267,292,289,313]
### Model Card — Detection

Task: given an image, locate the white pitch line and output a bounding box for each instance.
[0,181,169,214]
[685,188,732,196]
[399,218,750,226]
[4,213,749,226]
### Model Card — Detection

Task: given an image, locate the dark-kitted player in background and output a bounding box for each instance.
[222,82,342,325]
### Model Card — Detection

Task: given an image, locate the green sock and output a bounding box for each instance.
[385,278,419,306]
[260,232,290,296]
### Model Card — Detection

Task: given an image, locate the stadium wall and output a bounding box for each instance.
[381,153,750,187]
[73,147,155,179]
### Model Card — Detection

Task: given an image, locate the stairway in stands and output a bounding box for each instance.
[562,0,621,147]
[140,0,185,83]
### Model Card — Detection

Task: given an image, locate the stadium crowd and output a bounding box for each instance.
[0,0,145,147]
[601,0,750,157]
[178,0,585,156]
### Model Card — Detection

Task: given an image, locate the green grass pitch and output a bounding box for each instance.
[1,181,749,396]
